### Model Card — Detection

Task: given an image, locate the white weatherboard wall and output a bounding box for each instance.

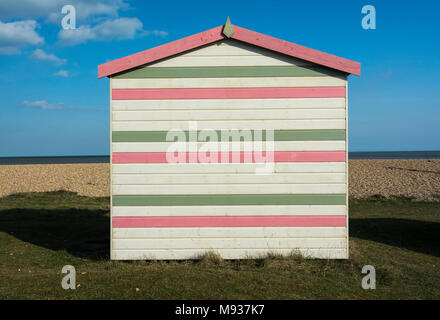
[109,39,349,260]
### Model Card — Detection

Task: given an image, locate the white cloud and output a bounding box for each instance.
[93,17,142,39]
[0,0,60,20]
[58,17,161,46]
[0,20,44,54]
[31,48,66,65]
[0,1,167,49]
[53,70,69,77]
[57,25,95,45]
[0,0,128,21]
[141,30,168,37]
[22,100,66,110]
[22,100,104,112]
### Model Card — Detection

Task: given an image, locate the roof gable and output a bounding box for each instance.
[98,23,360,78]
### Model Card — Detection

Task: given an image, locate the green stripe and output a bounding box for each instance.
[113,66,337,79]
[112,194,346,206]
[112,130,346,142]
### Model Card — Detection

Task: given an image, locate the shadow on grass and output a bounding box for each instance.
[1,191,438,261]
[350,218,440,257]
[0,208,110,260]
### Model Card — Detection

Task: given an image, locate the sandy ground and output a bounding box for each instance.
[0,160,439,201]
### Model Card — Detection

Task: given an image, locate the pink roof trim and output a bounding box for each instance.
[98,24,360,78]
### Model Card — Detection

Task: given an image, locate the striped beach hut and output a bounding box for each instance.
[98,19,360,260]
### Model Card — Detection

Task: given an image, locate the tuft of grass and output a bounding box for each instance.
[196,251,225,266]
[261,251,305,270]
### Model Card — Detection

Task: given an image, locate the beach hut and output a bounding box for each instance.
[98,19,360,260]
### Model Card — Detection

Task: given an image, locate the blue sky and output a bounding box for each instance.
[0,0,439,156]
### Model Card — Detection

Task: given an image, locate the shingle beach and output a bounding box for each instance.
[0,160,439,201]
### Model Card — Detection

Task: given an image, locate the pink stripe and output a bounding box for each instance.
[112,151,346,164]
[231,25,361,76]
[98,26,224,78]
[112,87,346,100]
[112,216,347,228]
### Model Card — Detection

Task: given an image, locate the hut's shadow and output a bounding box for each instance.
[350,218,440,257]
[0,208,110,260]
[2,207,439,259]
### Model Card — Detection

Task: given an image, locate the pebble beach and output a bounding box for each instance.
[0,159,439,201]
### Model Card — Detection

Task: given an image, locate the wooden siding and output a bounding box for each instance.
[112,206,347,216]
[110,39,348,260]
[112,77,345,89]
[111,98,346,110]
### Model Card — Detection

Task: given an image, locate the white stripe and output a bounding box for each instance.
[113,227,347,238]
[112,238,346,250]
[182,40,264,56]
[112,109,345,121]
[112,205,347,217]
[113,173,346,185]
[112,162,346,174]
[148,55,312,67]
[112,141,346,152]
[112,248,348,259]
[112,77,345,89]
[176,39,311,61]
[112,98,346,111]
[112,120,346,131]
[112,184,346,195]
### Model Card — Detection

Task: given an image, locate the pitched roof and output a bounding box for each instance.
[98,23,361,78]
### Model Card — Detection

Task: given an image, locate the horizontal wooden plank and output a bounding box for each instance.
[112,120,345,131]
[112,141,346,152]
[111,98,346,111]
[112,87,346,100]
[112,226,347,238]
[112,109,345,121]
[149,55,314,67]
[112,215,346,228]
[180,40,324,65]
[112,194,346,206]
[112,66,341,79]
[112,184,346,195]
[113,173,346,185]
[112,205,347,216]
[112,238,346,249]
[112,162,347,174]
[181,40,265,56]
[111,248,348,259]
[111,77,345,89]
[112,130,346,142]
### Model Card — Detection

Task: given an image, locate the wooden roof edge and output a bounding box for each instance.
[98,23,360,78]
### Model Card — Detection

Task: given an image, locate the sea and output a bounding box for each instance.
[0,151,439,165]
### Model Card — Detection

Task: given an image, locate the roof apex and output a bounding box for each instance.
[98,23,360,78]
[222,17,234,38]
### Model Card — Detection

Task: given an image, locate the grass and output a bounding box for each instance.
[0,191,439,299]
